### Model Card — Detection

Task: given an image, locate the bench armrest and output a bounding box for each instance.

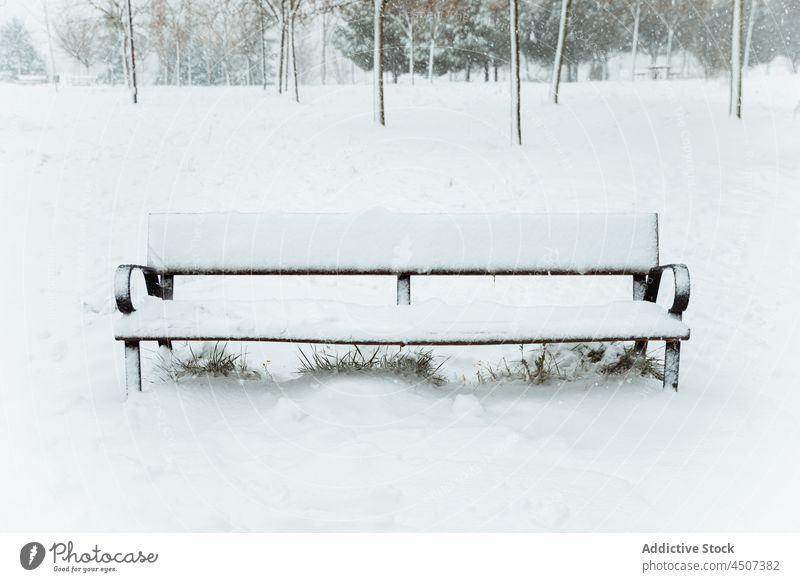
[643,264,690,316]
[115,265,163,314]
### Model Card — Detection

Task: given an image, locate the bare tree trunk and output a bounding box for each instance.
[630,0,641,80]
[261,10,268,89]
[277,18,286,93]
[509,0,521,144]
[743,0,758,74]
[407,14,414,84]
[551,0,570,103]
[730,0,744,118]
[42,0,58,92]
[126,0,137,103]
[427,15,438,83]
[223,16,231,86]
[176,38,181,86]
[665,0,676,70]
[428,37,435,82]
[374,0,385,125]
[187,35,193,86]
[666,27,674,69]
[290,12,299,102]
[681,47,688,78]
[283,18,291,92]
[321,11,328,85]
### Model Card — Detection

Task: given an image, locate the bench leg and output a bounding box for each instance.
[633,275,648,355]
[124,340,142,395]
[663,340,680,392]
[158,275,174,350]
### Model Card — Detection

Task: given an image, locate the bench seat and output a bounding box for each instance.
[114,298,689,344]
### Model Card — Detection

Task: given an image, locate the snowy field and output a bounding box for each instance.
[1,75,799,532]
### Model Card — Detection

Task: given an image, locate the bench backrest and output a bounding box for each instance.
[147,211,659,275]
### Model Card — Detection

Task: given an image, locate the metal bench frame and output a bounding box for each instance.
[115,262,690,395]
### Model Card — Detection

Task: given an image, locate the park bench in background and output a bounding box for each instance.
[114,211,690,396]
[17,74,48,85]
[63,75,97,86]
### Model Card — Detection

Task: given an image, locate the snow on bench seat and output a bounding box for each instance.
[114,298,689,344]
[147,211,659,275]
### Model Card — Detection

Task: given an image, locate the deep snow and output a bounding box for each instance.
[1,75,799,531]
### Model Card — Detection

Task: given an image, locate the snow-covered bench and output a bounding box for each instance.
[114,211,690,395]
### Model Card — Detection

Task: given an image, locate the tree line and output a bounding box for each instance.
[336,0,798,83]
[1,0,797,126]
[1,0,797,86]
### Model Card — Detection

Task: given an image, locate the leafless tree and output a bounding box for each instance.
[510,0,520,143]
[551,0,571,103]
[730,0,744,117]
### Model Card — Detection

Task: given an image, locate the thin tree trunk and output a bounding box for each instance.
[290,13,299,102]
[407,14,414,84]
[277,18,286,93]
[630,0,641,81]
[126,0,137,103]
[730,0,744,118]
[427,16,437,82]
[42,0,58,92]
[283,19,290,92]
[551,0,570,103]
[176,38,181,86]
[681,47,688,78]
[666,27,674,69]
[374,0,385,124]
[223,17,231,86]
[665,0,676,70]
[187,35,193,86]
[743,0,758,74]
[322,11,328,85]
[261,10,268,89]
[509,0,521,144]
[428,37,435,82]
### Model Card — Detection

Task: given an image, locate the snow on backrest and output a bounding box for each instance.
[147,210,659,275]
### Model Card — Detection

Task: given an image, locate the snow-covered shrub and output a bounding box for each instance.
[475,344,567,385]
[474,343,664,385]
[152,342,260,381]
[596,343,665,382]
[297,346,448,386]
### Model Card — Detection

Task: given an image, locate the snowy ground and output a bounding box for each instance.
[1,75,800,532]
